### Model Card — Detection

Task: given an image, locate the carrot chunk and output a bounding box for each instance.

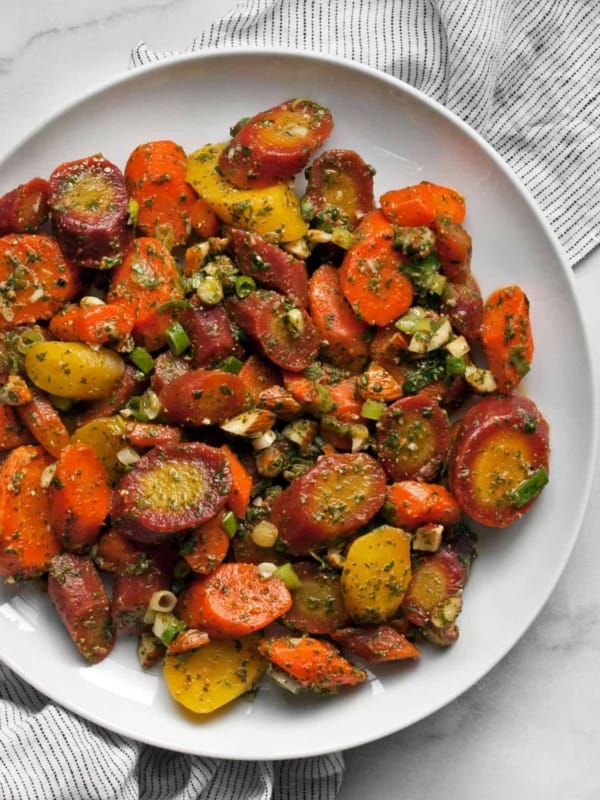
[0,234,81,330]
[481,284,533,393]
[222,444,253,518]
[107,236,184,351]
[50,441,112,552]
[0,445,61,578]
[218,98,334,189]
[380,182,466,227]
[177,563,292,638]
[124,139,197,248]
[16,392,70,458]
[339,210,414,326]
[308,263,370,371]
[331,625,420,662]
[258,636,367,691]
[384,480,461,531]
[181,510,231,575]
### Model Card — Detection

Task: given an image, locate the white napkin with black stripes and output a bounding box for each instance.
[2,2,600,799]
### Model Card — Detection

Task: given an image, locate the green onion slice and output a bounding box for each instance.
[166,322,191,356]
[510,467,549,508]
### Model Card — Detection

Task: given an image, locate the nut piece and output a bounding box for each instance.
[220,408,276,437]
[258,385,302,420]
[411,523,443,552]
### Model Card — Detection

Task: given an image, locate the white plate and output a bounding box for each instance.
[0,49,596,760]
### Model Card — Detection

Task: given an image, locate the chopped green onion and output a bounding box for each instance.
[196,275,224,305]
[166,322,191,356]
[217,355,243,374]
[510,467,549,508]
[235,275,256,298]
[395,307,433,335]
[130,346,155,375]
[361,398,386,420]
[16,328,45,354]
[313,383,336,414]
[221,510,239,538]
[127,198,139,226]
[330,227,354,250]
[445,355,466,377]
[275,562,302,590]
[151,611,185,645]
[300,196,315,221]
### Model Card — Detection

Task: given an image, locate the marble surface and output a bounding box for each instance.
[1,2,599,797]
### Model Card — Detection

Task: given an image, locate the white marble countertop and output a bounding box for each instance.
[1,2,599,798]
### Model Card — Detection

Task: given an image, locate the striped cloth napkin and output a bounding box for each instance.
[2,2,599,799]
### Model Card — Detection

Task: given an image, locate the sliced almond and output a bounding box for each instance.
[220,408,276,437]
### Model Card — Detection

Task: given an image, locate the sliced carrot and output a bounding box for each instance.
[50,301,135,348]
[49,441,112,552]
[331,625,420,662]
[177,563,292,638]
[308,263,370,372]
[258,636,367,690]
[16,392,70,458]
[0,404,32,451]
[480,284,533,394]
[124,140,197,248]
[339,210,414,326]
[218,98,334,189]
[329,376,362,423]
[385,480,461,530]
[380,182,466,227]
[189,198,220,239]
[431,217,472,283]
[182,510,231,575]
[107,237,184,351]
[123,422,183,449]
[0,445,61,578]
[0,177,49,236]
[93,527,148,573]
[237,353,281,403]
[72,303,135,347]
[48,304,81,340]
[0,234,80,330]
[222,444,253,518]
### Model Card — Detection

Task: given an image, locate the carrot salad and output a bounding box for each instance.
[0,97,549,714]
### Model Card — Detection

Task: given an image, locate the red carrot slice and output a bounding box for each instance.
[0,177,49,235]
[218,98,334,189]
[331,625,420,662]
[48,154,133,269]
[308,263,370,371]
[111,442,232,543]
